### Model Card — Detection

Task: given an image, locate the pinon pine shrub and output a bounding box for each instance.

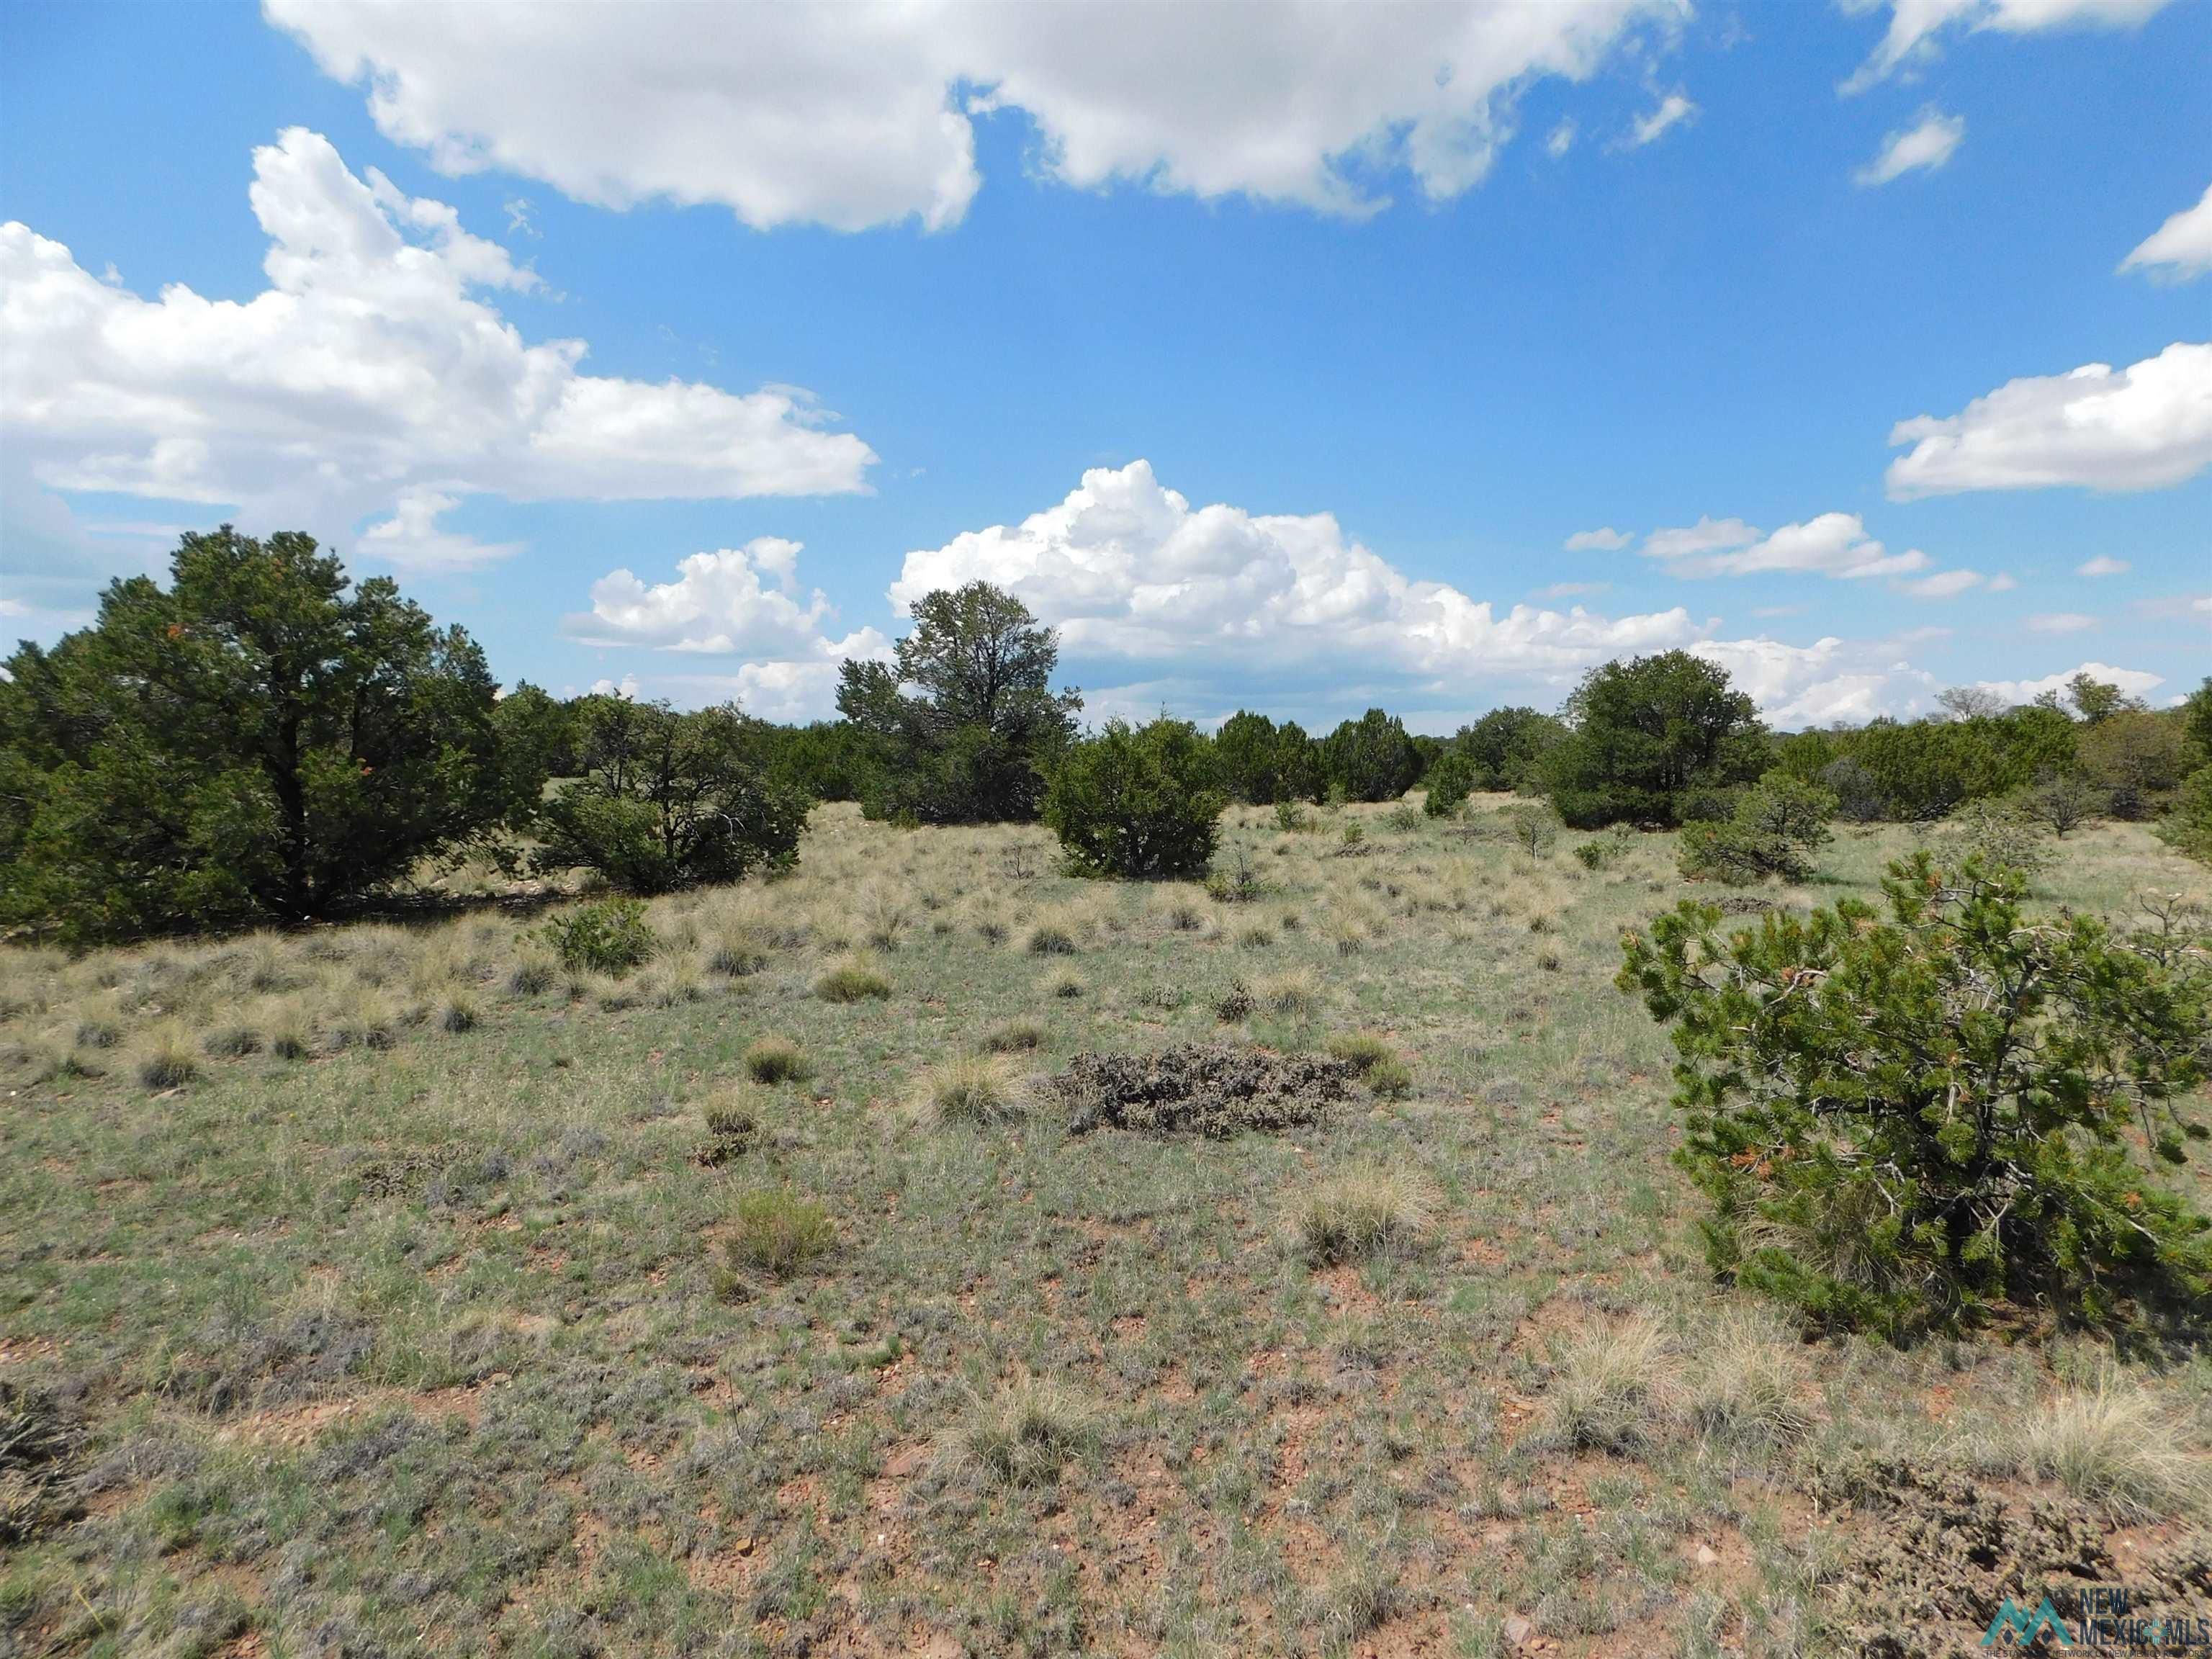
[1677,773,1835,885]
[540,897,657,976]
[1044,718,1225,881]
[1619,854,2212,1340]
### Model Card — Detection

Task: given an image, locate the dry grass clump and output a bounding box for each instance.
[1536,1316,1682,1455]
[1687,1308,1814,1452]
[326,988,399,1052]
[1044,966,1085,999]
[1025,921,1078,956]
[858,886,909,951]
[956,1376,1097,1488]
[914,1054,1023,1126]
[436,991,480,1033]
[743,1036,812,1085]
[267,999,315,1061]
[2018,1367,2211,1521]
[815,955,893,1003]
[132,1021,199,1090]
[202,1021,263,1058]
[1254,966,1320,1017]
[1156,888,1208,932]
[507,947,559,996]
[980,1020,1045,1054]
[1326,1031,1413,1099]
[1293,1166,1437,1264]
[696,1096,763,1166]
[721,1190,835,1279]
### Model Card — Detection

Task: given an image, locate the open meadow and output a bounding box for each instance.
[4,799,2210,1658]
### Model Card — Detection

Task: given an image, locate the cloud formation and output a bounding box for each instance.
[0,128,875,576]
[269,1,1682,229]
[566,538,891,722]
[1563,526,1632,552]
[1884,341,2212,498]
[1969,660,2164,706]
[2075,555,2130,577]
[877,460,1948,725]
[1841,0,2175,94]
[2120,181,2212,281]
[1625,91,1697,148]
[1639,512,1930,580]
[1853,109,1964,186]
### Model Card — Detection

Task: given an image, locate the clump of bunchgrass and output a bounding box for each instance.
[132,1021,199,1089]
[507,947,559,996]
[1254,967,1320,1017]
[203,1022,263,1058]
[743,1037,811,1085]
[814,954,893,1003]
[1045,967,1085,999]
[1687,1308,1814,1453]
[956,1376,1097,1488]
[1326,1032,1412,1098]
[981,1020,1045,1054]
[1293,1166,1437,1265]
[1535,1316,1682,1455]
[436,992,480,1034]
[721,1190,835,1280]
[1025,922,1078,956]
[2020,1367,2210,1521]
[696,1096,763,1166]
[913,1054,1024,1127]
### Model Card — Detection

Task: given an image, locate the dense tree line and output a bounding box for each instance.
[6,531,2206,942]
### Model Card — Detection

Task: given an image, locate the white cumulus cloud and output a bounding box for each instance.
[0,128,875,577]
[1902,568,1986,598]
[1884,341,2212,498]
[1841,0,2175,94]
[1853,109,1964,186]
[269,0,1682,230]
[1640,511,1929,580]
[881,460,1945,724]
[2026,612,2098,634]
[2120,181,2212,281]
[2075,555,2131,577]
[1969,660,2163,706]
[567,538,893,721]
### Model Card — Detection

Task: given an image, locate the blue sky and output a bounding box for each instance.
[3,0,2207,730]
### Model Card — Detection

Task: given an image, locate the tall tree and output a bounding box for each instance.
[836,581,1081,822]
[0,527,530,940]
[1320,708,1421,802]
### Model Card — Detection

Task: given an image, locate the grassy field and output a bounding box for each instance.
[4,799,2209,1658]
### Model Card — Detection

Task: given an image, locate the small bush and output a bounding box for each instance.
[1422,751,1475,819]
[541,897,658,976]
[1205,845,1268,904]
[981,1020,1045,1054]
[1045,716,1225,880]
[743,1037,812,1084]
[1294,1166,1436,1264]
[1213,979,1256,1022]
[1274,800,1310,833]
[1573,827,1634,871]
[2014,769,2099,837]
[1678,773,1836,885]
[724,1190,834,1278]
[815,955,893,1003]
[1384,801,1421,833]
[914,1054,1022,1126]
[958,1377,1097,1488]
[697,1098,762,1165]
[1620,853,2212,1339]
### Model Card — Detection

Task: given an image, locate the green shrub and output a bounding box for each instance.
[1501,803,1558,858]
[1619,853,2212,1339]
[1573,827,1634,871]
[1421,750,1475,819]
[540,897,658,976]
[1044,717,1224,880]
[2158,766,2212,866]
[1540,650,1766,829]
[1273,800,1310,833]
[815,955,893,1002]
[743,1037,811,1084]
[534,699,808,893]
[1677,773,1836,885]
[724,1190,834,1277]
[2013,768,2099,838]
[1204,846,1267,904]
